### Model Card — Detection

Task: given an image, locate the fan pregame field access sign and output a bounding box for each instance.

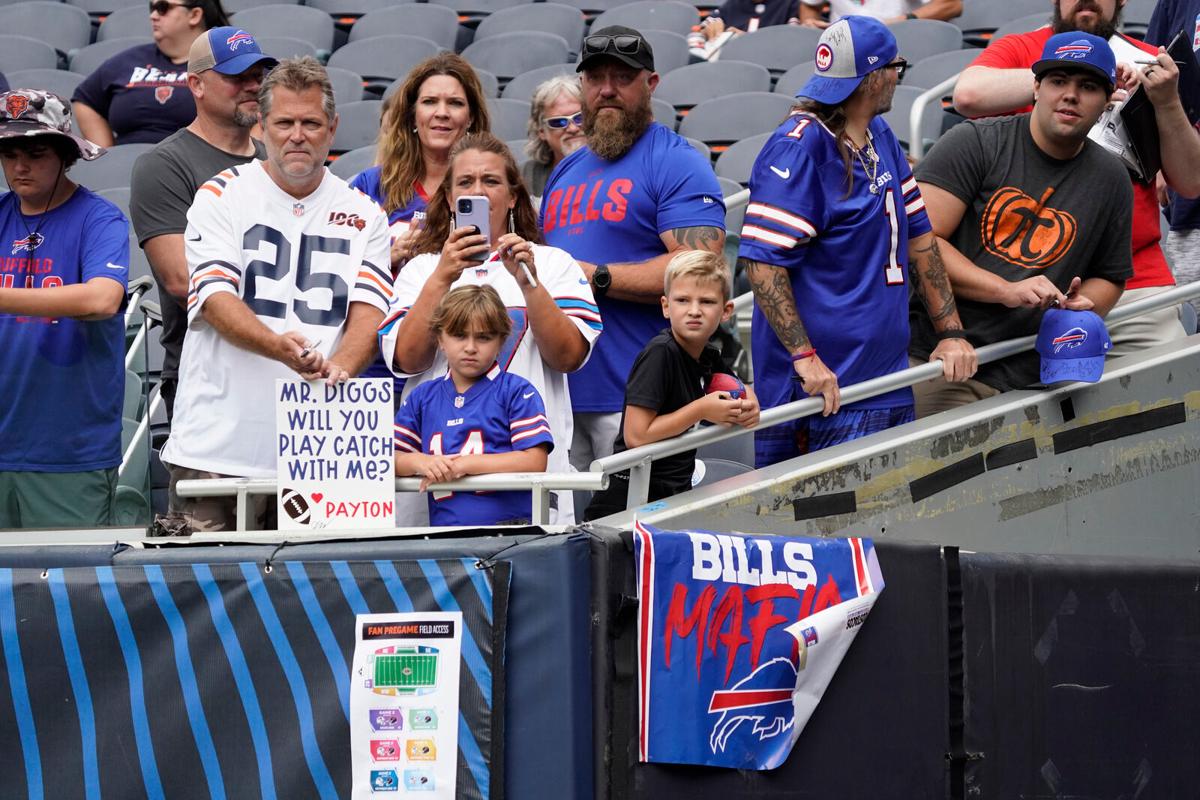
[633,522,883,770]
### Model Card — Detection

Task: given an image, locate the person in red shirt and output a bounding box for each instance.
[953,0,1200,355]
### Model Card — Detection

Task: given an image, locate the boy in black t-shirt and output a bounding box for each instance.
[584,252,759,520]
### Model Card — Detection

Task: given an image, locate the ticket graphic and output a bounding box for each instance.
[369,770,398,793]
[404,769,435,792]
[371,739,400,762]
[406,739,437,761]
[409,708,438,730]
[370,708,403,731]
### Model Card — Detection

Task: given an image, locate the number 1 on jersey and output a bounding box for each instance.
[882,188,904,286]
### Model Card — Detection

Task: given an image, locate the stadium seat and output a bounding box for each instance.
[326,66,365,106]
[684,136,710,162]
[715,175,743,200]
[639,29,690,75]
[954,0,1046,45]
[1122,0,1155,36]
[651,95,676,129]
[992,12,1051,41]
[0,35,64,72]
[883,85,946,152]
[431,0,529,26]
[253,35,317,60]
[718,25,823,78]
[691,457,754,489]
[679,92,793,150]
[555,0,639,23]
[774,59,815,97]
[589,0,698,35]
[505,137,530,166]
[6,69,87,100]
[68,0,143,24]
[97,5,151,41]
[223,0,301,12]
[232,5,335,57]
[70,37,153,76]
[714,131,769,185]
[349,4,460,51]
[904,49,980,91]
[475,69,500,98]
[97,186,131,217]
[124,368,144,420]
[461,31,571,85]
[331,99,382,153]
[697,432,754,470]
[657,60,772,111]
[328,35,442,94]
[475,3,587,58]
[328,144,375,180]
[0,2,91,59]
[887,19,964,64]
[486,97,531,141]
[501,63,576,101]
[70,142,154,191]
[307,0,416,24]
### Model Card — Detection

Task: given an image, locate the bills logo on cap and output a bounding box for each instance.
[12,232,44,254]
[5,94,29,119]
[1051,326,1088,353]
[815,42,834,71]
[1054,40,1094,60]
[226,30,255,50]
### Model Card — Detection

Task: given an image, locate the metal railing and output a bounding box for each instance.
[589,283,1200,509]
[909,75,959,160]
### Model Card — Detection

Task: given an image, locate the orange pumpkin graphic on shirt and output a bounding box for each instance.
[980,186,1077,269]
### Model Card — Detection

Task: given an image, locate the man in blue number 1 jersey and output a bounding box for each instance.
[161,58,392,531]
[739,16,977,468]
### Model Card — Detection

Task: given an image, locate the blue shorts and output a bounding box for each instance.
[754,405,915,469]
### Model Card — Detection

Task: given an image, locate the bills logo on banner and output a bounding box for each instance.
[634,521,883,770]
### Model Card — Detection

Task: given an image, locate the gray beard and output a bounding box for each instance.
[233,107,258,128]
[584,100,653,161]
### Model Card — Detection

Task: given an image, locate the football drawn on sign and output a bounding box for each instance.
[633,522,883,770]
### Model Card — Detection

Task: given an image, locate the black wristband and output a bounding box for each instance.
[937,329,969,340]
[906,11,918,19]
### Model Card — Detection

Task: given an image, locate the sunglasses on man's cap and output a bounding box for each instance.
[582,33,644,56]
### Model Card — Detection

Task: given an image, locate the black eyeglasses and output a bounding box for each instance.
[543,112,583,129]
[149,0,191,15]
[582,33,644,57]
[886,59,910,80]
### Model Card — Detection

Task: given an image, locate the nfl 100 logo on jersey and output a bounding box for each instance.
[633,522,883,770]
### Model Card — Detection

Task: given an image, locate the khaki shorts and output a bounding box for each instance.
[909,356,1000,419]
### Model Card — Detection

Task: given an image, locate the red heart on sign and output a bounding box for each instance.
[312,493,324,503]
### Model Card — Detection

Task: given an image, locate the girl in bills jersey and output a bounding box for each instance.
[394,285,553,526]
[378,133,601,523]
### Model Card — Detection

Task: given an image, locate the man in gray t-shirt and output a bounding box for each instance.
[130,28,275,420]
[908,32,1133,415]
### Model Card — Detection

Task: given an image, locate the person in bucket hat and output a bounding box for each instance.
[0,90,131,528]
[740,16,975,468]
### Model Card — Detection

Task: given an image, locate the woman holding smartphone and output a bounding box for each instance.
[379,133,601,523]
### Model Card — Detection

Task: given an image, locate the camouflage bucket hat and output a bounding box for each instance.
[0,90,105,161]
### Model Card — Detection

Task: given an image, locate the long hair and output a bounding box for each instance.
[376,54,491,214]
[524,74,582,166]
[793,71,879,198]
[412,133,541,257]
[193,0,230,29]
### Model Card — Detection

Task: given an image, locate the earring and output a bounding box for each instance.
[507,209,515,234]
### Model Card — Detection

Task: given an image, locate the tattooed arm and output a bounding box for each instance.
[572,225,725,304]
[909,232,978,382]
[740,256,840,416]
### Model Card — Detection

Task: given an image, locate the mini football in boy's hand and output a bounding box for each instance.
[706,373,745,399]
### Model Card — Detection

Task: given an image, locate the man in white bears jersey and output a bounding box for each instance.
[161,57,393,531]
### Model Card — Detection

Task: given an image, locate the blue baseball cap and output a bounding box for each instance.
[187,27,278,76]
[797,16,898,105]
[1032,32,1117,91]
[1036,308,1112,384]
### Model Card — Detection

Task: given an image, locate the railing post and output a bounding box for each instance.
[626,457,653,510]
[531,484,550,526]
[236,486,249,532]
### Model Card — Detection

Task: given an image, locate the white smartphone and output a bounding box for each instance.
[455,195,490,263]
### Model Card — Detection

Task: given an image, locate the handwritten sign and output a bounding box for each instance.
[276,378,394,529]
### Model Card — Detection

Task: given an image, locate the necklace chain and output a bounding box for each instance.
[846,135,880,194]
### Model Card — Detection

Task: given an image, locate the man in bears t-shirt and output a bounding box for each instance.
[0,91,129,528]
[952,0,1200,355]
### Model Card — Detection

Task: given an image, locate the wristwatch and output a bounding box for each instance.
[592,263,612,298]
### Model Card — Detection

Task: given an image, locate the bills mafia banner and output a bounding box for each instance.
[633,522,883,770]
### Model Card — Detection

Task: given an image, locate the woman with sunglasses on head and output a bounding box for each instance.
[378,133,601,524]
[520,75,584,200]
[72,0,230,146]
